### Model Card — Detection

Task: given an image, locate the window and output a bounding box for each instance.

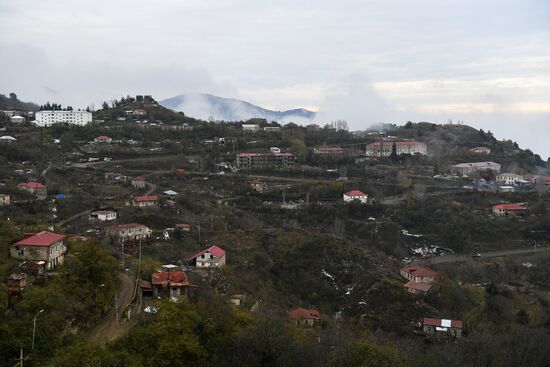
[17,248,24,256]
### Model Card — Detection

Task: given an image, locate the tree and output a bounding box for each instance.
[291,138,307,163]
[9,92,17,101]
[102,101,109,110]
[390,142,398,162]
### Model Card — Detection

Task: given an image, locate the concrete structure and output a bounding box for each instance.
[132,195,158,208]
[450,161,501,176]
[492,203,528,216]
[89,210,117,221]
[188,245,226,268]
[11,231,66,270]
[469,146,491,154]
[236,152,296,169]
[107,223,152,243]
[249,180,268,192]
[131,176,146,188]
[18,182,47,198]
[366,140,427,157]
[6,273,27,295]
[401,265,439,295]
[0,194,10,206]
[34,110,92,127]
[343,190,368,204]
[423,318,463,338]
[242,124,260,132]
[288,307,321,327]
[496,173,524,185]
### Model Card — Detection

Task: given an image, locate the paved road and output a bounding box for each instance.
[420,247,550,265]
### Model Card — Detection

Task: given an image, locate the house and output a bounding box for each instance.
[105,172,128,182]
[89,210,117,221]
[94,135,113,143]
[366,140,427,156]
[34,110,92,127]
[133,108,147,116]
[6,273,27,295]
[132,195,158,208]
[176,223,191,232]
[492,203,528,216]
[496,173,524,185]
[249,180,268,192]
[470,146,491,154]
[242,124,260,132]
[0,135,17,142]
[151,271,190,298]
[10,115,26,124]
[288,307,321,327]
[131,176,146,188]
[18,182,47,198]
[450,161,501,176]
[107,223,152,243]
[422,318,463,338]
[343,190,368,204]
[263,126,281,132]
[10,231,66,270]
[236,152,296,169]
[188,245,226,268]
[313,146,344,155]
[0,194,10,206]
[401,265,439,295]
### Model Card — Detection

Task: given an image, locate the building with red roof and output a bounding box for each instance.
[188,245,226,268]
[151,271,190,298]
[18,182,47,198]
[175,223,191,232]
[132,195,158,208]
[400,265,439,295]
[492,203,528,216]
[288,307,321,327]
[10,231,66,270]
[131,176,146,188]
[343,190,368,204]
[94,135,112,143]
[422,318,463,338]
[366,140,427,157]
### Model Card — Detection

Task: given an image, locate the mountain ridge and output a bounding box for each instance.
[160,93,316,122]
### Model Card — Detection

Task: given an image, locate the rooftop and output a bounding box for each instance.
[401,265,439,277]
[344,190,367,197]
[367,140,425,147]
[18,182,47,189]
[451,161,500,168]
[133,195,158,202]
[493,203,527,211]
[188,245,226,261]
[288,307,320,320]
[423,318,463,328]
[151,271,189,287]
[14,231,65,247]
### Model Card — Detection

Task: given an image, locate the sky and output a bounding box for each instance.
[1,0,549,157]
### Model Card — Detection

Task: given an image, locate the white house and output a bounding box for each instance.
[10,115,26,124]
[188,245,226,268]
[496,173,524,185]
[343,190,368,204]
[89,210,117,221]
[34,110,92,127]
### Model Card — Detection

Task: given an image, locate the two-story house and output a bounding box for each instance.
[10,231,66,270]
[107,223,152,243]
[188,245,226,268]
[18,182,47,199]
[400,265,439,295]
[132,195,158,208]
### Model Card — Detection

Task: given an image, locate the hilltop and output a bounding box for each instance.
[0,92,39,112]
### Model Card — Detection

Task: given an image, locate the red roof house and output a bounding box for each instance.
[132,195,158,207]
[492,203,527,216]
[131,176,146,188]
[11,231,66,270]
[422,318,463,337]
[94,135,112,143]
[288,307,321,326]
[188,245,226,268]
[18,182,48,197]
[151,271,190,298]
[343,190,368,204]
[400,265,439,295]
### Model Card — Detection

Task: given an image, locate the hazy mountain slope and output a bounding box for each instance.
[160,93,315,122]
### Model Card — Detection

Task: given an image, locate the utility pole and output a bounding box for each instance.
[32,309,44,350]
[18,347,24,367]
[121,242,125,270]
[198,224,201,243]
[115,294,119,327]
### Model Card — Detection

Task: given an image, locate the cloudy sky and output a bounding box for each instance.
[1,0,549,157]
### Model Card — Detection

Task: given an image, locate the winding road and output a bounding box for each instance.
[420,246,550,265]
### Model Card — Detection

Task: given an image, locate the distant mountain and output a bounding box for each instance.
[160,93,316,122]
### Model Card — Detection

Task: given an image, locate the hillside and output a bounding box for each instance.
[0,92,39,112]
[160,93,316,122]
